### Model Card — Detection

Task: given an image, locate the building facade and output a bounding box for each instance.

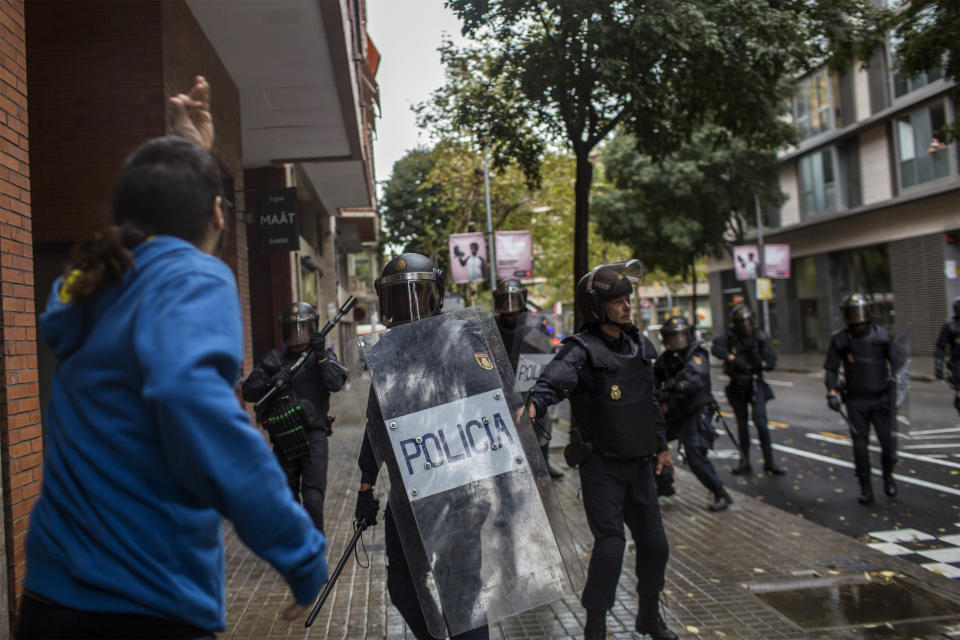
[709,41,959,356]
[0,0,379,631]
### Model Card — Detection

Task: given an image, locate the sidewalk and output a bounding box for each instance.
[223,379,960,639]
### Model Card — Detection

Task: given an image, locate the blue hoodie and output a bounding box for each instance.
[26,236,327,631]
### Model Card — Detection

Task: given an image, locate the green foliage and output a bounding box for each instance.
[593,124,785,280]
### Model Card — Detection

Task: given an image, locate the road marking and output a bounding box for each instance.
[907,433,960,440]
[765,441,960,497]
[765,379,794,387]
[805,432,960,470]
[910,426,960,435]
[902,443,960,450]
[817,431,849,441]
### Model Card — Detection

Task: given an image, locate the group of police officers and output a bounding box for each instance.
[241,250,960,640]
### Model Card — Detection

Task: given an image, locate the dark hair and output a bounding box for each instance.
[61,137,222,304]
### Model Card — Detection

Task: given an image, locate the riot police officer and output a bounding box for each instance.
[655,316,732,512]
[823,293,897,505]
[528,260,677,640]
[493,278,563,478]
[935,296,960,417]
[710,305,784,476]
[242,302,349,534]
[354,253,490,640]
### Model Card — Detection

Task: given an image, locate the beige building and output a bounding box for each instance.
[709,42,959,355]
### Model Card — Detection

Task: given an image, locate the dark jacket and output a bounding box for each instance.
[710,328,777,386]
[654,342,714,425]
[823,325,892,396]
[935,318,960,387]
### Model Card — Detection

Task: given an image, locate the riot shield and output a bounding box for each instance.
[891,323,911,419]
[512,313,556,393]
[359,307,583,637]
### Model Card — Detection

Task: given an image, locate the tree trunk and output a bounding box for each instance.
[573,151,593,331]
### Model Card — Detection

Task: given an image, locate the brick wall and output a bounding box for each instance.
[0,0,30,621]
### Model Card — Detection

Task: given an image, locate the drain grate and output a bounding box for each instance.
[744,574,960,631]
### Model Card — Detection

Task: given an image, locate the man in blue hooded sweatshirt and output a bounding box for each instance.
[17,77,327,639]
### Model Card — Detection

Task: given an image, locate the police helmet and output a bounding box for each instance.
[493,278,527,315]
[374,253,444,327]
[840,293,872,325]
[575,259,645,328]
[730,305,755,336]
[279,301,319,348]
[660,316,693,352]
[953,295,960,318]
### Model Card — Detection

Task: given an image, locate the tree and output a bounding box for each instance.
[888,0,960,141]
[427,0,884,326]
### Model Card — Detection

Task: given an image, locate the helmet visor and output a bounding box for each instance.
[733,317,754,336]
[661,331,690,351]
[493,289,525,314]
[380,276,441,327]
[281,319,317,347]
[588,259,645,292]
[843,304,871,324]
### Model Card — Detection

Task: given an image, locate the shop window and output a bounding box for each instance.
[896,101,951,189]
[798,148,837,217]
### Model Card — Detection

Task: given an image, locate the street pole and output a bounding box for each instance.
[483,147,497,292]
[754,194,770,333]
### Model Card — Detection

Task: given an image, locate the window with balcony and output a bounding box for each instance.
[797,149,837,217]
[895,101,950,189]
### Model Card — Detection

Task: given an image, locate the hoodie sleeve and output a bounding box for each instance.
[135,267,327,605]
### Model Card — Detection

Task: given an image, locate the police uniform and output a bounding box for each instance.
[358,313,490,640]
[654,342,730,510]
[243,346,347,533]
[934,297,960,416]
[529,326,670,621]
[710,327,781,474]
[824,323,896,499]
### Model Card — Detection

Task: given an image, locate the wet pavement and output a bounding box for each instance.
[223,376,960,639]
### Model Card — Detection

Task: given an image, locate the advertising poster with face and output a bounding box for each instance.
[449,232,488,284]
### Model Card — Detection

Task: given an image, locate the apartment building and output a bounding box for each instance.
[709,42,959,355]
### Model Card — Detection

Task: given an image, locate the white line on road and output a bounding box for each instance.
[903,443,960,450]
[805,433,960,470]
[910,426,960,435]
[766,441,960,497]
[765,379,794,387]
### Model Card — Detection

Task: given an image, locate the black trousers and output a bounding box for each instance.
[845,393,896,477]
[384,508,489,640]
[16,592,215,639]
[279,428,328,533]
[727,383,773,462]
[579,452,669,611]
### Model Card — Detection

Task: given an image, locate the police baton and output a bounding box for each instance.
[834,404,866,439]
[711,402,742,455]
[254,296,357,412]
[305,517,369,628]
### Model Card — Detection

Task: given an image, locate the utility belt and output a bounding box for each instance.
[563,429,657,467]
[732,373,757,388]
[260,393,312,462]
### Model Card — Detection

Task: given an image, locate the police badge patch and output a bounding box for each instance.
[610,384,622,400]
[475,353,493,370]
[396,258,407,271]
[693,355,703,365]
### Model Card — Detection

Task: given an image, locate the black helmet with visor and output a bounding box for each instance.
[375,253,444,327]
[660,316,692,352]
[279,301,319,348]
[575,259,645,328]
[493,278,528,315]
[730,305,755,337]
[840,293,873,325]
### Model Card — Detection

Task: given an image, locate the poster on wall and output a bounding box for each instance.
[733,245,760,281]
[764,244,791,279]
[494,230,533,280]
[258,187,300,253]
[733,244,791,280]
[449,232,489,284]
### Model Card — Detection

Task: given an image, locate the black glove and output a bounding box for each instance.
[308,333,327,354]
[355,488,380,528]
[827,394,842,412]
[270,367,292,388]
[936,369,944,380]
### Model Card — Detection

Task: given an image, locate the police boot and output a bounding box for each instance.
[762,449,785,476]
[708,488,732,512]
[731,458,752,475]
[583,608,606,640]
[636,594,678,640]
[857,475,875,505]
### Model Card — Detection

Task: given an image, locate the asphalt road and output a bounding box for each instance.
[699,366,960,578]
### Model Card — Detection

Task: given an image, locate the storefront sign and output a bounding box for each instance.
[258,187,300,252]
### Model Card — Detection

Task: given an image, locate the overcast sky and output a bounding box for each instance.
[366,1,465,196]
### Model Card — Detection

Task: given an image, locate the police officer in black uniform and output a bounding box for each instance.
[528,260,677,640]
[710,305,784,476]
[493,278,564,478]
[824,293,897,505]
[655,316,732,512]
[242,302,349,534]
[354,253,489,640]
[935,295,960,417]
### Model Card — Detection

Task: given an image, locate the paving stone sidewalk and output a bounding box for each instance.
[223,377,960,639]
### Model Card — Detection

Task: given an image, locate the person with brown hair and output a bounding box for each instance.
[17,77,327,639]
